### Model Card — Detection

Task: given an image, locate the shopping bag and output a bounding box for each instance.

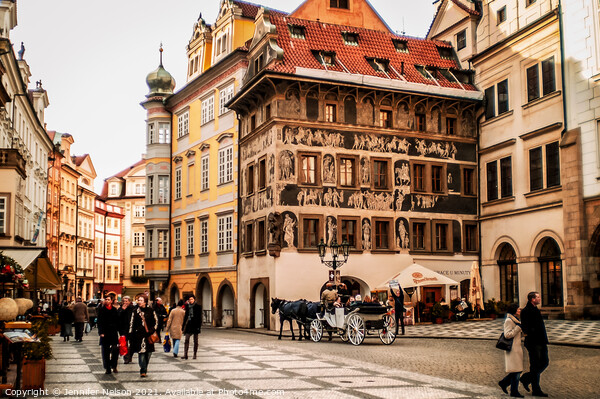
[119,335,128,356]
[85,322,91,334]
[163,334,171,353]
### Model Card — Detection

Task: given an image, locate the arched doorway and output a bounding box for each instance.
[251,283,267,328]
[498,243,519,303]
[197,277,212,325]
[169,284,180,307]
[216,282,235,327]
[590,225,600,305]
[538,238,562,306]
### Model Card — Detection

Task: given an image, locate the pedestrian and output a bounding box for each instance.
[389,285,405,335]
[152,297,168,341]
[58,301,74,342]
[182,295,202,360]
[166,300,185,358]
[72,297,89,342]
[128,295,157,378]
[498,303,524,397]
[118,296,134,364]
[97,295,120,374]
[519,291,549,397]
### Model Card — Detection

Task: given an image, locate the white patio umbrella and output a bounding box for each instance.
[377,263,459,290]
[468,261,485,312]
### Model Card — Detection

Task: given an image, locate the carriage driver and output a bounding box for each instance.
[321,283,338,314]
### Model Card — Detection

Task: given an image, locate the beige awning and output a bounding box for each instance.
[0,248,62,289]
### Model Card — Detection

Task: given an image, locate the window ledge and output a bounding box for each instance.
[174,197,182,202]
[255,249,267,256]
[524,185,562,198]
[371,249,397,254]
[176,134,189,141]
[522,90,561,110]
[173,256,181,260]
[217,181,233,188]
[217,250,234,255]
[186,194,193,198]
[482,196,515,207]
[242,251,254,258]
[481,110,514,127]
[185,254,195,258]
[297,248,319,253]
[199,252,209,257]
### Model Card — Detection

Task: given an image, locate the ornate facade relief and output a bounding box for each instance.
[241,130,273,161]
[362,218,372,250]
[415,138,457,159]
[323,154,335,184]
[396,218,409,249]
[297,188,322,206]
[326,216,337,246]
[322,188,342,208]
[279,150,294,180]
[360,157,370,185]
[281,211,297,249]
[411,194,439,210]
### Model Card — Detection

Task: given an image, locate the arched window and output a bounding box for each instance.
[539,238,562,306]
[498,243,518,303]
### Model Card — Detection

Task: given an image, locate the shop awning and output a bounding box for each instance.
[0,248,62,289]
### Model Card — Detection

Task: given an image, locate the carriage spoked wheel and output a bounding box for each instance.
[338,329,348,342]
[379,314,396,345]
[346,314,365,346]
[310,319,323,342]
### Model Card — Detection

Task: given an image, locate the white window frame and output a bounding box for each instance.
[219,84,234,115]
[201,155,209,190]
[147,230,154,258]
[201,96,215,125]
[1,196,8,235]
[174,225,181,257]
[132,263,144,277]
[200,219,208,254]
[177,111,189,138]
[217,214,233,252]
[187,162,195,195]
[175,168,182,200]
[158,176,169,204]
[158,123,170,144]
[158,229,168,258]
[187,223,194,255]
[134,205,145,218]
[134,232,145,247]
[147,123,156,144]
[218,146,233,184]
[109,184,118,196]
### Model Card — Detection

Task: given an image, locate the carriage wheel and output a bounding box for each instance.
[379,315,396,345]
[338,329,348,342]
[346,314,365,346]
[310,319,323,342]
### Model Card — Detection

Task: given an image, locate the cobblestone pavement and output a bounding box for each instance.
[40,325,599,399]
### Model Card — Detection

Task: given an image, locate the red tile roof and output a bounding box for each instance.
[427,0,481,38]
[450,0,481,16]
[232,0,286,19]
[72,154,88,166]
[99,159,146,199]
[266,15,476,91]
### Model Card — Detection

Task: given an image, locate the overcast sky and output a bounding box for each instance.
[12,0,436,193]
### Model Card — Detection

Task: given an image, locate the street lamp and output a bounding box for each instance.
[317,238,350,271]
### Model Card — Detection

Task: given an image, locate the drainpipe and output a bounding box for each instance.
[557,0,568,135]
[476,110,485,300]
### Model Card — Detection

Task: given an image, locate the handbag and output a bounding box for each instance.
[139,309,160,344]
[496,332,513,351]
[163,334,171,353]
[118,335,128,356]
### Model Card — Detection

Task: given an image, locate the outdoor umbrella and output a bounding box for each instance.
[377,263,459,289]
[468,261,485,312]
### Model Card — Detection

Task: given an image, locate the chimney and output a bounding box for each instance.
[401,62,405,75]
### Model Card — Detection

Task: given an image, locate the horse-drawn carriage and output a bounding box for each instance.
[309,304,396,345]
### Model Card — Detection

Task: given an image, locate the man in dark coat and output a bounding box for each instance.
[390,284,405,335]
[72,297,89,342]
[152,297,168,341]
[118,296,134,364]
[520,291,549,397]
[182,295,202,360]
[97,296,120,374]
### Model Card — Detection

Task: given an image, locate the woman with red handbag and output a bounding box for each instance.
[128,295,158,377]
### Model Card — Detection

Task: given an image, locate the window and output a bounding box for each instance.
[373,219,391,250]
[110,184,118,196]
[529,142,560,191]
[218,146,233,184]
[415,113,426,131]
[0,197,6,234]
[372,159,390,190]
[254,53,264,72]
[187,223,194,255]
[433,221,451,251]
[201,155,209,190]
[497,6,506,24]
[113,241,118,257]
[456,29,466,51]
[158,123,170,144]
[527,57,556,102]
[463,223,478,252]
[526,0,536,6]
[393,39,409,53]
[200,219,208,253]
[134,205,145,218]
[301,216,321,249]
[147,230,153,257]
[342,32,359,46]
[177,112,189,138]
[250,115,256,131]
[446,117,456,135]
[147,176,154,204]
[299,153,320,185]
[325,104,337,122]
[187,163,195,195]
[289,25,306,39]
[411,162,447,194]
[106,240,112,256]
[338,156,357,187]
[368,58,389,73]
[257,219,266,251]
[158,230,168,258]
[218,214,233,252]
[174,226,181,257]
[437,46,453,59]
[134,232,145,247]
[107,266,112,281]
[462,167,476,196]
[258,157,267,190]
[413,164,425,192]
[330,0,349,9]
[484,87,495,119]
[265,104,271,120]
[498,243,519,303]
[497,79,509,114]
[147,123,156,144]
[339,217,359,249]
[486,161,498,201]
[201,96,215,125]
[158,176,169,204]
[219,85,234,115]
[175,168,182,200]
[485,79,509,119]
[539,238,562,306]
[132,263,144,277]
[247,163,255,195]
[379,110,392,128]
[500,157,513,198]
[431,165,443,193]
[410,219,430,252]
[245,222,254,253]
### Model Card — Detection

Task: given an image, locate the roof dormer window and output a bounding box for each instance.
[312,51,336,66]
[289,25,306,39]
[393,39,409,53]
[330,0,349,9]
[342,32,359,46]
[367,57,389,73]
[437,46,454,60]
[415,65,431,79]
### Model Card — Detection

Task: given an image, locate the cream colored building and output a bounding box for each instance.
[94,200,124,298]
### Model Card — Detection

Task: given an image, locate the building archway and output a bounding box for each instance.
[216,280,235,327]
[169,284,180,307]
[196,275,212,325]
[250,281,269,329]
[537,237,563,307]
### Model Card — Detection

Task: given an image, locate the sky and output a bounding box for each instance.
[11,0,436,193]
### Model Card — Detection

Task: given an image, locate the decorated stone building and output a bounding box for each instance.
[228,0,483,329]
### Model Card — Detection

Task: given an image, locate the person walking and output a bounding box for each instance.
[118,296,134,364]
[166,300,185,358]
[58,301,74,342]
[182,295,202,360]
[128,295,157,377]
[97,295,120,374]
[72,297,89,342]
[520,291,549,397]
[498,303,524,397]
[152,297,168,341]
[389,285,405,335]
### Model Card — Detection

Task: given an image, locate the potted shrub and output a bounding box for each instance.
[441,304,451,322]
[485,298,498,319]
[431,302,444,324]
[22,317,53,389]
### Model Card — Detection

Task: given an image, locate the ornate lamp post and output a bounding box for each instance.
[316,238,350,272]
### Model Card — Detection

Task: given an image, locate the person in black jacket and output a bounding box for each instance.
[58,301,74,342]
[182,295,202,360]
[97,295,120,374]
[390,285,405,335]
[128,295,157,377]
[118,296,134,364]
[152,297,168,341]
[519,291,549,397]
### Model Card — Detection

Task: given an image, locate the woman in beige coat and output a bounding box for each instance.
[166,300,185,357]
[498,303,524,397]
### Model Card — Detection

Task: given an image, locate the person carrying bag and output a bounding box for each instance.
[497,303,525,397]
